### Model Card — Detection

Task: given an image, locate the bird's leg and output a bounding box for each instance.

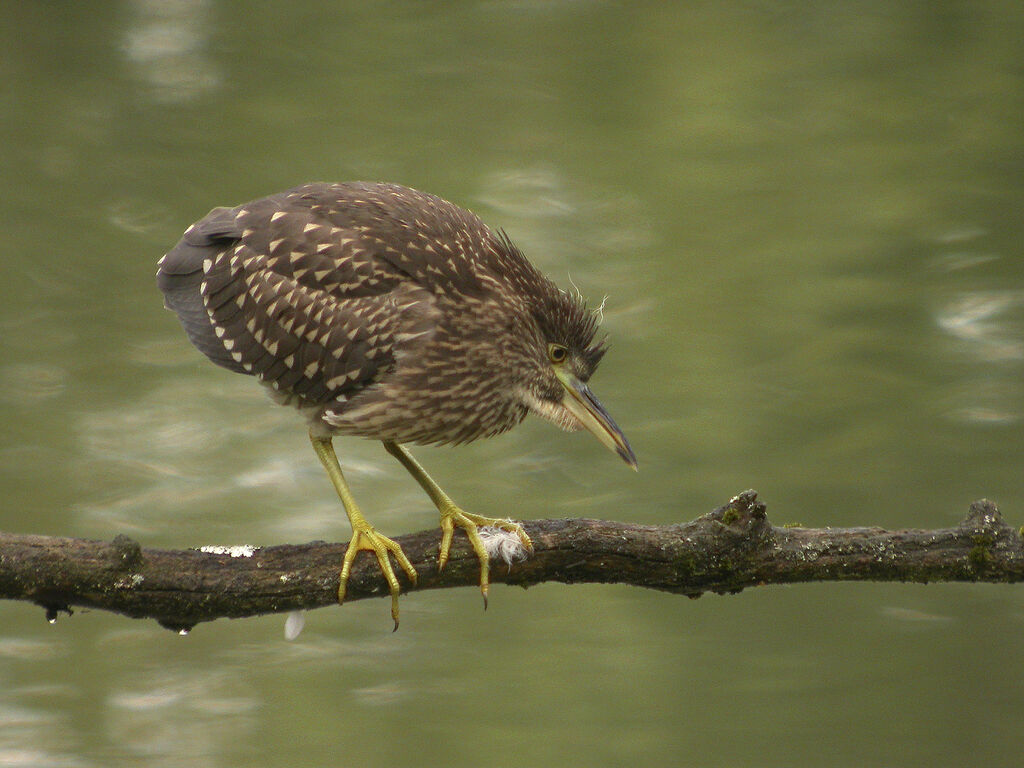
[382,441,533,607]
[310,434,417,630]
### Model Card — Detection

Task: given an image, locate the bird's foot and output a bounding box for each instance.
[339,521,418,631]
[437,507,533,608]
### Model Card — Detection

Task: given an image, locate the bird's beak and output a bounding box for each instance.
[556,371,638,470]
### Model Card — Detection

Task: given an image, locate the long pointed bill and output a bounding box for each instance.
[556,372,638,470]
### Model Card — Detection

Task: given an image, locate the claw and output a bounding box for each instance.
[437,506,530,609]
[438,515,455,572]
[338,524,418,629]
[380,442,529,613]
[311,436,419,629]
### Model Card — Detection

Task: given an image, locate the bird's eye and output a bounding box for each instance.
[548,344,568,364]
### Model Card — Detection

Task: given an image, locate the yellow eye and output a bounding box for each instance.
[548,344,568,364]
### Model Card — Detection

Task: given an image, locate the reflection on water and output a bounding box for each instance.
[71,379,341,537]
[476,168,654,296]
[105,199,176,238]
[0,364,67,406]
[477,167,577,219]
[936,379,1021,427]
[475,167,660,368]
[70,373,419,544]
[935,291,1024,364]
[880,606,954,624]
[930,230,1023,427]
[0,637,66,662]
[0,636,79,768]
[122,0,220,104]
[105,667,258,767]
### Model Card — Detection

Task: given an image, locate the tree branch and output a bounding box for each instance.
[1,491,1021,632]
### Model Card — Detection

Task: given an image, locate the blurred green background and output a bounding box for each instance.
[2,1,1023,766]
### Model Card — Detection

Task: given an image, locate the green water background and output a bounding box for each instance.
[1,2,1023,766]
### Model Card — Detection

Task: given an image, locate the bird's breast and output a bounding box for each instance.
[315,295,530,445]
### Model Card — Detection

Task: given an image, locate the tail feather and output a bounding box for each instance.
[157,207,247,373]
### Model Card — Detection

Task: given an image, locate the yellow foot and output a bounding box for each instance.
[340,522,418,631]
[438,507,533,608]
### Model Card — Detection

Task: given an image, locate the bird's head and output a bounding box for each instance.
[514,284,637,470]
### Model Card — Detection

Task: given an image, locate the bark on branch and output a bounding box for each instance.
[1,491,1021,633]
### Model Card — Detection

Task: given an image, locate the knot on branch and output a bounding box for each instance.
[658,491,776,597]
[108,534,143,571]
[959,499,1019,574]
[697,490,773,551]
[961,500,1007,534]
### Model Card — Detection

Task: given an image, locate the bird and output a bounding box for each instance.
[157,181,636,628]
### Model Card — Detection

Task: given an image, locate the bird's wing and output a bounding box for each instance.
[159,190,437,406]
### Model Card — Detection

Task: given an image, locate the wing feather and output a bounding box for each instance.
[158,186,438,407]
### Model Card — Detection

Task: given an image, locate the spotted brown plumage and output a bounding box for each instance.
[158,182,635,628]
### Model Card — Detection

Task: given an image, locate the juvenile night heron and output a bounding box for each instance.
[157,182,635,627]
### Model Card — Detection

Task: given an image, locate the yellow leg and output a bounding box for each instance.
[310,434,417,630]
[383,441,533,607]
